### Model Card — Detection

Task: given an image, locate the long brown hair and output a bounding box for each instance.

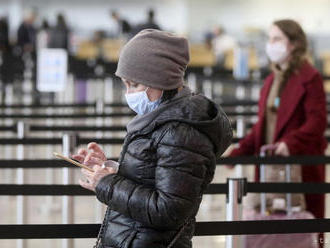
[273,19,307,95]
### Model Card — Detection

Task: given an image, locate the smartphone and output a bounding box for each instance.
[53,152,94,172]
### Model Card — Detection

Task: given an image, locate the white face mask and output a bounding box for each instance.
[266,42,289,64]
[125,88,162,115]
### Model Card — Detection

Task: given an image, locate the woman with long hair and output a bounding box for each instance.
[229,19,327,246]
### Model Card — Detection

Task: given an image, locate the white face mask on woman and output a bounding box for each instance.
[266,42,289,64]
[125,88,162,115]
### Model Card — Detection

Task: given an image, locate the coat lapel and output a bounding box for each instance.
[259,75,273,123]
[273,73,306,140]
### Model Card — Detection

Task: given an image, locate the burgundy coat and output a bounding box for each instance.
[230,61,327,218]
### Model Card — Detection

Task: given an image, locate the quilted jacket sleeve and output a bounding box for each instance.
[95,122,216,229]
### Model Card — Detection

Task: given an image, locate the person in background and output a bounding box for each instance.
[212,26,237,67]
[0,16,10,52]
[228,19,326,222]
[36,19,49,51]
[0,16,11,104]
[92,30,106,58]
[131,8,161,37]
[204,30,214,50]
[17,9,37,53]
[110,10,131,37]
[72,29,232,248]
[48,13,70,50]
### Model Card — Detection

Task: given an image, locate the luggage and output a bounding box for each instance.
[243,145,318,248]
[243,209,317,248]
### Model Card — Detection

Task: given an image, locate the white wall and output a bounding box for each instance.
[0,0,188,38]
[1,0,330,40]
[186,0,330,38]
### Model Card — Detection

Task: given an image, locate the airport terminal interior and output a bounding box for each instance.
[1,0,330,247]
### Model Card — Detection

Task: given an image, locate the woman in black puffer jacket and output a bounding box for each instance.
[73,29,232,248]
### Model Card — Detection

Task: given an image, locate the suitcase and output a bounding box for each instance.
[243,145,318,248]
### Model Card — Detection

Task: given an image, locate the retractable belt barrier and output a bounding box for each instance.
[1,155,330,167]
[0,124,127,132]
[2,109,330,119]
[0,100,258,109]
[1,181,330,238]
[0,102,127,109]
[1,218,329,239]
[1,156,330,239]
[2,98,330,109]
[4,136,330,145]
[0,137,125,145]
[1,156,330,196]
[1,182,330,196]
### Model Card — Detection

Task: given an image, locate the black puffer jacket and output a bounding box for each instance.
[96,87,232,248]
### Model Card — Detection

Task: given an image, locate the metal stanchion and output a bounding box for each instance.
[226,178,247,248]
[104,78,114,103]
[285,164,292,216]
[235,117,246,178]
[95,99,104,114]
[235,85,246,100]
[187,73,197,92]
[234,81,246,177]
[16,121,29,248]
[214,80,223,97]
[95,99,106,222]
[251,84,261,101]
[260,151,266,216]
[62,133,78,248]
[202,79,213,99]
[42,107,61,215]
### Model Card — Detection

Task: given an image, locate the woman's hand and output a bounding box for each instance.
[274,142,290,156]
[223,145,235,169]
[79,165,117,192]
[71,142,107,167]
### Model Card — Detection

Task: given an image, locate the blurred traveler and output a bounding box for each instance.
[48,13,70,49]
[0,16,10,52]
[131,8,161,37]
[36,19,49,51]
[212,26,237,66]
[17,8,37,53]
[110,10,131,37]
[228,19,327,220]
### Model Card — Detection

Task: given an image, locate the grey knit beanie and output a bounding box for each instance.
[115,29,190,90]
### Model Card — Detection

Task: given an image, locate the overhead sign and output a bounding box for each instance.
[37,48,68,92]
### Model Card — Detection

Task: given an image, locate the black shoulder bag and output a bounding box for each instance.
[93,208,191,248]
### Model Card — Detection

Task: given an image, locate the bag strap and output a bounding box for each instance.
[167,219,192,248]
[93,207,110,248]
[95,207,192,248]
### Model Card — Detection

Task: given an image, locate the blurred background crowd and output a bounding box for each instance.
[1,0,330,80]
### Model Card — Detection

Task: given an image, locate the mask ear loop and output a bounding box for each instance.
[145,87,164,102]
[159,90,164,102]
[144,87,151,101]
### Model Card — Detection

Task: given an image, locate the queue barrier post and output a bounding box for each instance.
[235,117,246,178]
[226,178,247,248]
[16,121,29,248]
[95,99,105,114]
[62,133,78,248]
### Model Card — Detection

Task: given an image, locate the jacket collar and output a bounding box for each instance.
[126,86,192,134]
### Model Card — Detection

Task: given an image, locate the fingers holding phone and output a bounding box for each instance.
[87,142,107,161]
[71,148,88,163]
[79,164,117,192]
[71,142,107,167]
